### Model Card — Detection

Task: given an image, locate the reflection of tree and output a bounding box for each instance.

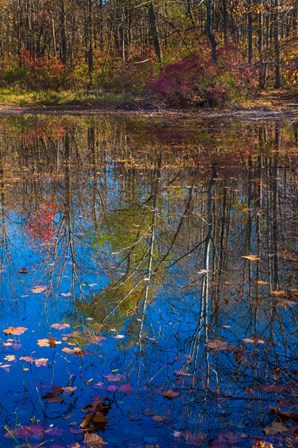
[0,116,297,442]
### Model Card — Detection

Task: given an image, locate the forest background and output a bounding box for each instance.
[0,0,296,108]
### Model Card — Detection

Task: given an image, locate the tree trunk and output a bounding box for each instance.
[274,0,282,88]
[148,2,162,62]
[206,0,217,61]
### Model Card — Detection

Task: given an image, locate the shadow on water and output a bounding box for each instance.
[0,115,297,447]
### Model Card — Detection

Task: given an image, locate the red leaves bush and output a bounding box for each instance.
[0,50,65,90]
[148,44,258,106]
[19,50,65,89]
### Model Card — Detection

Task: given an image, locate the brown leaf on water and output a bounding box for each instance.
[37,337,60,348]
[37,338,50,347]
[34,358,48,367]
[3,326,28,336]
[31,285,47,294]
[4,355,16,362]
[49,337,58,348]
[62,386,77,396]
[104,373,123,382]
[91,412,108,430]
[0,364,11,372]
[80,412,107,431]
[254,442,274,448]
[62,347,84,356]
[81,397,111,416]
[42,386,64,401]
[152,415,171,423]
[162,389,180,399]
[205,339,231,351]
[264,421,289,435]
[80,414,92,429]
[48,396,64,404]
[272,407,298,422]
[242,254,260,261]
[19,356,35,363]
[51,323,70,330]
[84,433,108,447]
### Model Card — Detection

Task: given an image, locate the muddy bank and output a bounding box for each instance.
[0,102,297,121]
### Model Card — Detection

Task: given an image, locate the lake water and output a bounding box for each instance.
[0,115,297,447]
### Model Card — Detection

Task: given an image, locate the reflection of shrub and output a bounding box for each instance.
[148,44,258,106]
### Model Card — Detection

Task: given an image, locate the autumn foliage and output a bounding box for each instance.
[26,201,57,242]
[148,45,258,106]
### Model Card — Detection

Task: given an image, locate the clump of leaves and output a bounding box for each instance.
[148,43,257,107]
[81,396,111,432]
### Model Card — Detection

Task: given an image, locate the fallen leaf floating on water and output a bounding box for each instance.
[31,285,47,294]
[257,280,269,285]
[104,373,123,382]
[51,323,70,330]
[242,254,260,261]
[81,396,111,413]
[19,357,48,367]
[162,389,180,399]
[152,415,171,423]
[34,358,48,367]
[264,421,289,435]
[37,337,61,348]
[84,433,108,447]
[242,338,265,344]
[20,356,35,363]
[106,385,118,392]
[118,383,133,394]
[62,386,77,396]
[205,339,231,351]
[4,355,15,362]
[0,364,11,372]
[42,386,64,404]
[3,326,28,336]
[80,398,110,432]
[62,347,84,356]
[254,442,274,448]
[272,407,298,422]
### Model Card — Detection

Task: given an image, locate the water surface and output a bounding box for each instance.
[0,115,297,447]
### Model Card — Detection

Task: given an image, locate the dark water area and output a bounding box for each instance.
[0,115,297,447]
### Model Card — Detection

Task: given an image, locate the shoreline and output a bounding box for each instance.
[0,103,297,121]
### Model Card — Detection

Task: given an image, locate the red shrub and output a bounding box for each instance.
[148,44,258,106]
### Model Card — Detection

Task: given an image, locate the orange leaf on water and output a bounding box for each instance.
[19,356,35,363]
[84,433,108,446]
[31,286,47,294]
[34,358,48,367]
[51,323,70,330]
[162,389,180,399]
[3,326,28,336]
[4,355,16,362]
[62,347,83,356]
